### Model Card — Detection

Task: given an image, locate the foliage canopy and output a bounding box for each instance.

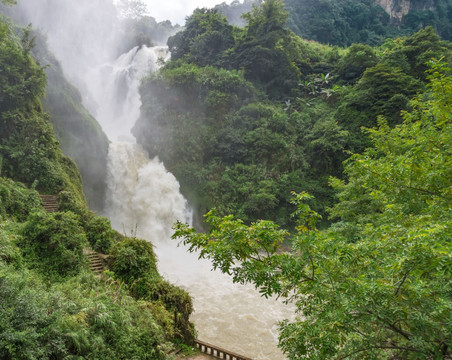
[173,61,452,359]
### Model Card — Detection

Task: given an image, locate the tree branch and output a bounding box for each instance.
[394,270,410,296]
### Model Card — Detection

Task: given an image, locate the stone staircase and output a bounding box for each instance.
[39,194,59,213]
[83,248,106,274]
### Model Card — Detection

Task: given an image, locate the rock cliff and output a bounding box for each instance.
[375,0,436,23]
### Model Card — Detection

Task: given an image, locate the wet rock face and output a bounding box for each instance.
[375,0,435,23]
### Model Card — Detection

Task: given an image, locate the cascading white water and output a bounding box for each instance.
[95,45,294,360]
[86,45,170,142]
[104,142,190,240]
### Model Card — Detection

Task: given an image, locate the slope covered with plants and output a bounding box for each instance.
[33,34,110,211]
[0,1,113,211]
[0,10,195,358]
[134,0,451,228]
[154,1,451,358]
[215,0,452,45]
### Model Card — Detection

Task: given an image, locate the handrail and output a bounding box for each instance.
[194,340,254,360]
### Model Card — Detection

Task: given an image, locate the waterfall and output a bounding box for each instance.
[104,140,292,359]
[86,45,170,142]
[94,46,293,360]
[104,142,189,240]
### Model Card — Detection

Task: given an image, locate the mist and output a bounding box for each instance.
[137,0,235,25]
[11,1,119,92]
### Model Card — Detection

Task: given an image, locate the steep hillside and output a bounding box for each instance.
[136,1,451,229]
[0,2,112,211]
[0,19,84,201]
[31,34,110,211]
[375,0,435,22]
[215,0,452,45]
[0,13,196,358]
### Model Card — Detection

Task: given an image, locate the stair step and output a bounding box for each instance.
[39,194,59,213]
[84,247,106,274]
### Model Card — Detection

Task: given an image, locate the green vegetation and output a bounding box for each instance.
[0,0,451,358]
[117,0,182,52]
[137,6,451,356]
[285,0,397,46]
[32,32,111,211]
[216,0,452,45]
[19,211,88,281]
[136,1,451,228]
[174,60,452,359]
[0,9,111,210]
[0,20,84,201]
[214,0,256,27]
[0,16,195,358]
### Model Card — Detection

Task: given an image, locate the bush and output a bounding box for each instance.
[0,265,170,360]
[109,237,159,283]
[0,265,66,360]
[130,276,196,343]
[54,273,169,359]
[19,211,88,280]
[0,222,23,267]
[0,177,41,221]
[85,215,118,253]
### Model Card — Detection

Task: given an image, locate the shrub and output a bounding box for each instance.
[109,237,159,283]
[20,211,88,280]
[0,265,66,360]
[130,275,196,343]
[0,177,41,221]
[84,215,118,253]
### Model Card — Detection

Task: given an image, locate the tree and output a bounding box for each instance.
[172,60,452,359]
[117,0,147,19]
[285,0,391,46]
[337,43,378,84]
[232,0,301,98]
[167,8,235,67]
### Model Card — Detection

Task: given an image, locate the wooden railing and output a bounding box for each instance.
[194,340,253,360]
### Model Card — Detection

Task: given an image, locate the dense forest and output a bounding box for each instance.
[134,0,452,228]
[215,0,452,45]
[0,0,451,359]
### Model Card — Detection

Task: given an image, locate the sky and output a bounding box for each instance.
[142,0,233,25]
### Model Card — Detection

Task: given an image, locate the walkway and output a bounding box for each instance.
[177,354,212,359]
[39,194,59,213]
